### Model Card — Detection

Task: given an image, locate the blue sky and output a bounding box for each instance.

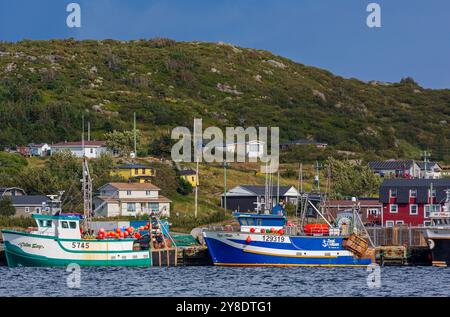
[1,0,449,88]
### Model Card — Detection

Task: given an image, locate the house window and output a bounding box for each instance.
[386,221,395,228]
[25,207,30,213]
[410,204,418,215]
[424,220,432,227]
[389,204,398,213]
[149,203,159,212]
[409,189,417,198]
[142,168,146,174]
[127,203,136,212]
[146,191,151,196]
[127,190,132,196]
[396,220,404,226]
[90,148,94,154]
[35,207,41,214]
[367,208,379,217]
[390,189,397,198]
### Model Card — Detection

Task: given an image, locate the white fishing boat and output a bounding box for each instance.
[2,214,151,267]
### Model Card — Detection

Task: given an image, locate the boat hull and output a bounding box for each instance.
[2,230,151,268]
[422,228,450,267]
[203,231,372,267]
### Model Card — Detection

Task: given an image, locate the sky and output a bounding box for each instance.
[1,0,450,89]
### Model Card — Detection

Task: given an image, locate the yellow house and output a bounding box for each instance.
[179,169,198,187]
[112,164,155,183]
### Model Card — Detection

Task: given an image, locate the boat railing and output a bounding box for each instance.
[205,225,242,232]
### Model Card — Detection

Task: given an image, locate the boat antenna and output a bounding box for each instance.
[133,112,137,160]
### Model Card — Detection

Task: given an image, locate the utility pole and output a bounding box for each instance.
[223,161,228,211]
[422,150,431,179]
[87,121,91,141]
[277,170,280,204]
[315,161,323,192]
[133,112,137,159]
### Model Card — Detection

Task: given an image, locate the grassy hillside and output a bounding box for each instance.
[0,38,449,162]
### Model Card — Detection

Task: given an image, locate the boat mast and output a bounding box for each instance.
[81,115,93,233]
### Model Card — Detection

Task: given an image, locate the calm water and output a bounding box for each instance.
[0,266,449,297]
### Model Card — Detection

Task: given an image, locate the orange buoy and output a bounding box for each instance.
[250,228,256,233]
[246,236,252,244]
[116,228,121,234]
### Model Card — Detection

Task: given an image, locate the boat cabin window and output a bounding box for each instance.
[38,220,52,228]
[241,219,248,226]
[61,221,69,229]
[69,221,77,229]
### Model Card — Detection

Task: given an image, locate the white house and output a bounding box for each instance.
[93,183,171,218]
[417,161,443,179]
[28,143,51,157]
[50,141,109,159]
[221,140,265,159]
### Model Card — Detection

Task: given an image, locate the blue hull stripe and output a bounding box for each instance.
[205,236,372,266]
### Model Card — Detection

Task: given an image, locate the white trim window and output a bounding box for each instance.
[127,203,136,213]
[396,220,404,226]
[389,204,398,214]
[386,221,395,228]
[409,204,418,215]
[409,189,417,198]
[390,189,397,198]
[423,220,432,227]
[25,207,30,213]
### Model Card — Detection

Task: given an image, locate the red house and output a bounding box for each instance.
[380,179,450,227]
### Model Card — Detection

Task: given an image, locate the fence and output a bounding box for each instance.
[366,226,427,247]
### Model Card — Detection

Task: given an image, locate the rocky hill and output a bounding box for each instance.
[0,38,448,162]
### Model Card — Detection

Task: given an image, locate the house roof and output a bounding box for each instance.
[179,169,196,176]
[368,160,442,171]
[9,195,50,206]
[114,164,152,170]
[0,187,26,197]
[380,178,450,204]
[95,196,172,203]
[325,200,382,207]
[100,182,160,191]
[224,185,297,197]
[28,143,48,148]
[51,141,106,148]
[368,160,418,170]
[416,161,441,170]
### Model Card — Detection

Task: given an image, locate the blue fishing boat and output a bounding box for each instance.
[203,202,374,267]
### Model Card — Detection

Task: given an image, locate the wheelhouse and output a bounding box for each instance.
[32,214,83,239]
